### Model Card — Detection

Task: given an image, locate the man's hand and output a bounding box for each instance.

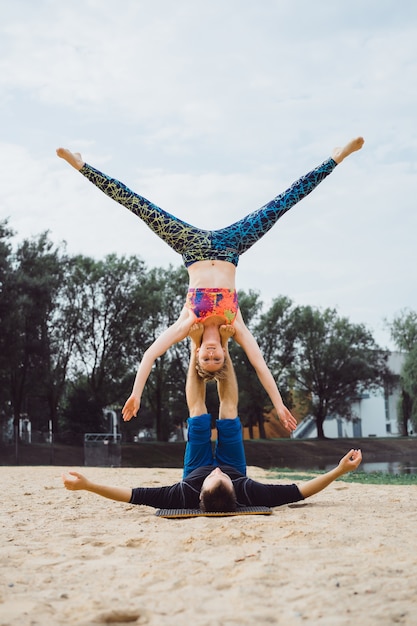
[122,396,140,422]
[338,449,362,474]
[62,471,89,491]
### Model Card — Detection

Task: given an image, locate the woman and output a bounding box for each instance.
[57,137,364,428]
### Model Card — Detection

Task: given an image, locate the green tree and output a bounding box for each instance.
[68,254,149,412]
[388,309,417,434]
[255,295,301,423]
[3,234,67,449]
[401,346,417,433]
[291,306,389,439]
[0,228,82,446]
[61,380,104,444]
[0,220,14,422]
[132,265,189,441]
[42,253,91,439]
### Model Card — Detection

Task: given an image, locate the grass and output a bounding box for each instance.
[268,468,417,485]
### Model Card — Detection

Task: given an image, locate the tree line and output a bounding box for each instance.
[0,219,415,444]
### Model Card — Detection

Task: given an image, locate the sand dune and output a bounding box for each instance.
[1,466,416,625]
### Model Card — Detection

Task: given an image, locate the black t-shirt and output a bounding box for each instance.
[130,465,303,509]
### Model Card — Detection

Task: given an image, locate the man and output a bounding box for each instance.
[62,325,362,512]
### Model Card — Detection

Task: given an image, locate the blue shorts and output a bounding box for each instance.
[182,413,246,478]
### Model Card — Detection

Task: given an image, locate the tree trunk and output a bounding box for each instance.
[257,414,266,439]
[401,389,412,436]
[316,413,326,439]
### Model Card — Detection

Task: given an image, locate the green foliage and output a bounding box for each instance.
[61,382,104,444]
[1,231,66,432]
[388,309,417,434]
[289,305,390,438]
[388,309,417,351]
[0,222,404,446]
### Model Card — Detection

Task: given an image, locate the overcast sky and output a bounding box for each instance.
[1,0,416,350]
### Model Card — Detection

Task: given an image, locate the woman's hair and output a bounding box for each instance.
[195,360,228,381]
[200,482,237,513]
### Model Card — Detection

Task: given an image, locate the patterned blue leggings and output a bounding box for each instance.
[80,157,337,267]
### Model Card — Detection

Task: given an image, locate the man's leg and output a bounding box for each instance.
[214,326,247,475]
[216,325,238,419]
[182,324,214,478]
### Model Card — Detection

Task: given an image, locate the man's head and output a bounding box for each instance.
[199,467,237,512]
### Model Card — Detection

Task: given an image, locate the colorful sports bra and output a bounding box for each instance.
[185,288,238,325]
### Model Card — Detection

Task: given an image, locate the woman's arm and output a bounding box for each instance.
[122,307,195,421]
[233,311,297,432]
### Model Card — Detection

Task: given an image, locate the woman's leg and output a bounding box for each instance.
[56,148,209,258]
[80,163,210,257]
[212,157,337,257]
[212,137,364,258]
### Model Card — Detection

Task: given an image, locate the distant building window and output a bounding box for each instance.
[386,422,391,434]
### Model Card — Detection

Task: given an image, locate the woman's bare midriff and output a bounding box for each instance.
[187,259,236,289]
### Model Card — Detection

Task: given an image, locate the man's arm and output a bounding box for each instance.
[232,310,297,432]
[298,449,362,499]
[122,307,194,421]
[62,471,132,502]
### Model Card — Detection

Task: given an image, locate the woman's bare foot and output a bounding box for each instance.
[56,148,85,171]
[332,137,364,164]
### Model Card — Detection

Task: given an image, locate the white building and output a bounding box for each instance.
[293,352,407,439]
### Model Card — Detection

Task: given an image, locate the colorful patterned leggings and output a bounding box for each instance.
[80,157,337,267]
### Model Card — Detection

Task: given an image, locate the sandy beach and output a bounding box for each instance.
[1,465,416,626]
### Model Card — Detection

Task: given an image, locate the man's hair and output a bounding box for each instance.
[195,360,228,382]
[200,482,237,513]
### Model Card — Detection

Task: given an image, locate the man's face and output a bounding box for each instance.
[196,343,225,372]
[200,467,234,496]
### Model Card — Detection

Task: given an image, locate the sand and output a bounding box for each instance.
[1,465,416,626]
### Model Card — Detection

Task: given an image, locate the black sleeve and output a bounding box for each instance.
[242,479,304,508]
[130,484,185,509]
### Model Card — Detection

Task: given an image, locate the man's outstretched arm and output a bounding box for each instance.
[62,471,132,503]
[298,449,362,499]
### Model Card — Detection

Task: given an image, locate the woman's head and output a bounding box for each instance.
[196,341,225,374]
[195,359,228,381]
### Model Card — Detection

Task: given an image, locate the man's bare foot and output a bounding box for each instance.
[332,137,364,164]
[56,148,85,171]
[219,324,235,347]
[189,323,204,346]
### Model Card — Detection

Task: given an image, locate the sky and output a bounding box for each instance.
[1,0,416,351]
